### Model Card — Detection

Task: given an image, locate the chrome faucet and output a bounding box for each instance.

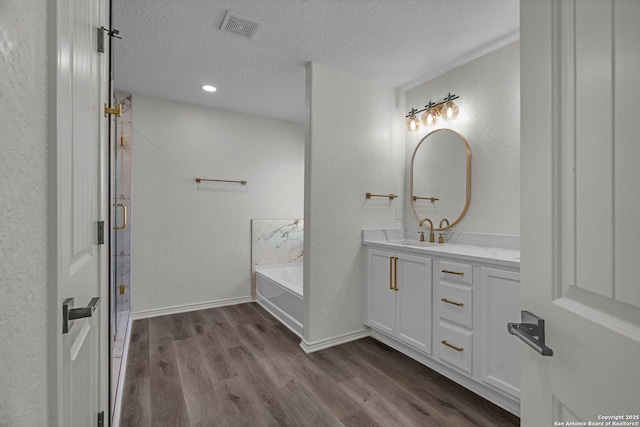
[418,218,435,243]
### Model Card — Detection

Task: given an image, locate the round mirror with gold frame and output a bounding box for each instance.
[410,128,471,231]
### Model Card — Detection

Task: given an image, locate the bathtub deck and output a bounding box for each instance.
[120,302,519,427]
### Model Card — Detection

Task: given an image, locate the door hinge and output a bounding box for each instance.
[97,27,105,53]
[97,221,105,245]
[97,26,122,53]
[97,411,104,427]
[119,284,125,295]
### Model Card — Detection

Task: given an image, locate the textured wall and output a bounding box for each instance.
[0,0,49,424]
[131,94,304,314]
[405,41,520,234]
[304,62,405,345]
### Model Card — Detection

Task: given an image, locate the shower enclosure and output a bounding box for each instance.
[110,92,132,417]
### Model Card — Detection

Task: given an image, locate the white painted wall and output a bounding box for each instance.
[0,0,49,424]
[304,62,405,346]
[405,41,520,234]
[131,94,304,315]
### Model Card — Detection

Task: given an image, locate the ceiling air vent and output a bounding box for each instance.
[220,11,262,40]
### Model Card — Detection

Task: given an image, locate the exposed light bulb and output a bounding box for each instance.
[201,85,217,92]
[421,107,439,127]
[442,100,459,121]
[406,113,421,131]
[428,111,437,125]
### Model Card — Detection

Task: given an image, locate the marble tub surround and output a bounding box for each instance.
[362,228,520,267]
[251,219,304,299]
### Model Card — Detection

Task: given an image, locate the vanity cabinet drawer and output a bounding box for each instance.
[439,260,473,285]
[437,322,473,374]
[438,283,472,328]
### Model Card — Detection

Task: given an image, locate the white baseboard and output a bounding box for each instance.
[299,328,370,353]
[130,296,252,320]
[111,314,132,427]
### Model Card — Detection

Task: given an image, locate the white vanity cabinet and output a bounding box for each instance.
[479,267,521,398]
[363,236,522,416]
[366,248,432,354]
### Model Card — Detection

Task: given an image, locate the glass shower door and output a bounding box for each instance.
[110,92,132,414]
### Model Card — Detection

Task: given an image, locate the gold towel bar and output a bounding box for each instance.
[196,178,247,185]
[413,196,439,202]
[366,192,397,200]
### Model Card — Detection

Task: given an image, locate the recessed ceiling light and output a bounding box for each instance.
[202,85,217,92]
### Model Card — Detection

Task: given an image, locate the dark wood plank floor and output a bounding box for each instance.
[120,303,519,427]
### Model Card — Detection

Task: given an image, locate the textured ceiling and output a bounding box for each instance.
[114,0,519,124]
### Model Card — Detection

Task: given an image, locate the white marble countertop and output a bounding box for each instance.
[362,229,520,268]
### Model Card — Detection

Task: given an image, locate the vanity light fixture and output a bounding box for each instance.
[201,85,217,92]
[406,93,460,131]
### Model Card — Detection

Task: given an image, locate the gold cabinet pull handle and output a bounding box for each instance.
[441,298,464,307]
[394,257,399,291]
[389,257,394,290]
[442,269,464,276]
[441,340,464,352]
[113,203,127,230]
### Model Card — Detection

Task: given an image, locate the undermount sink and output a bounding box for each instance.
[387,239,438,247]
[408,240,440,247]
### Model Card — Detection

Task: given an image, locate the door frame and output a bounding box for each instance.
[47,0,111,423]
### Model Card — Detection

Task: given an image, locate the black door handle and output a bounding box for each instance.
[63,297,101,333]
[508,310,553,356]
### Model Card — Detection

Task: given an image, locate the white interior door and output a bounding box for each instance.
[521,0,640,424]
[55,0,109,424]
